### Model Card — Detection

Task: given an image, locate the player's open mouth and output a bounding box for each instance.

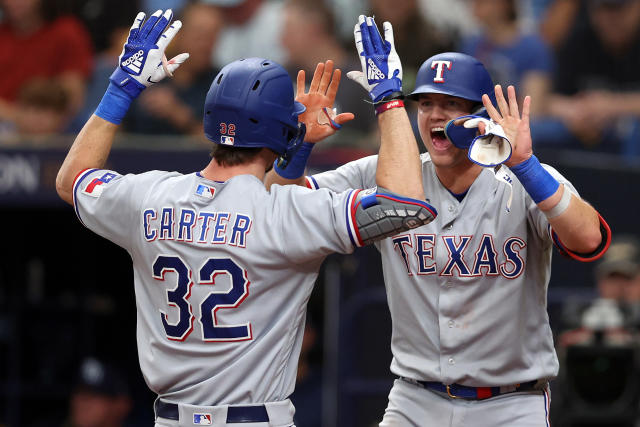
[430,127,450,150]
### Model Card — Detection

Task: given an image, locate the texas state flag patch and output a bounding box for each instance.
[82,172,117,198]
[193,413,212,425]
[196,184,216,199]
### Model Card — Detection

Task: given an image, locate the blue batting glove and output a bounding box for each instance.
[95,9,189,124]
[347,15,402,103]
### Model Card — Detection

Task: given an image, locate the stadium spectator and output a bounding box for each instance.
[70,26,130,133]
[559,235,640,347]
[204,0,286,70]
[66,357,133,427]
[281,0,376,143]
[537,0,583,50]
[533,0,640,157]
[0,78,70,143]
[124,3,223,138]
[0,0,93,132]
[459,0,553,117]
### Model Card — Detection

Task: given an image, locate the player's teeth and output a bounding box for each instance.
[432,127,444,132]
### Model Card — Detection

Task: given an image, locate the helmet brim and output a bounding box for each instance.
[407,85,482,102]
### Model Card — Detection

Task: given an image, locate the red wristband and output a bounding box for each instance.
[375,99,405,115]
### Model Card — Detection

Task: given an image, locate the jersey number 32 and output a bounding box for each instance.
[152,255,251,342]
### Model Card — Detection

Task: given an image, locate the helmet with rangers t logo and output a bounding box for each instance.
[408,52,496,149]
[203,57,306,159]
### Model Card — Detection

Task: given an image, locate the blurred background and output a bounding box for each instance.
[1,0,640,426]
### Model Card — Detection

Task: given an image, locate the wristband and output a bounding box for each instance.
[509,155,560,203]
[375,99,405,116]
[544,184,572,219]
[274,141,315,179]
[94,82,135,125]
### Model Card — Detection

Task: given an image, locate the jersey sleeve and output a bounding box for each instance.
[72,168,159,250]
[305,155,378,192]
[268,185,362,263]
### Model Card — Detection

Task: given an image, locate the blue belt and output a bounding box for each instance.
[400,377,541,400]
[155,399,269,423]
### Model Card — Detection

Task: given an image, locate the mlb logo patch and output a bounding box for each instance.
[193,413,212,425]
[221,135,235,145]
[196,184,216,199]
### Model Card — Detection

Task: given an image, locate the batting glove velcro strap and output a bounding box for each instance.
[445,115,512,167]
[347,15,402,103]
[353,187,437,246]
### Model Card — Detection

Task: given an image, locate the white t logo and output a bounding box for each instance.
[431,60,452,83]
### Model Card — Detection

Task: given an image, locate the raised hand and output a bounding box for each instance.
[482,85,533,167]
[347,15,402,103]
[111,10,189,98]
[296,60,354,143]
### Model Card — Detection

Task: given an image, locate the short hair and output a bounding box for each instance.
[210,144,265,167]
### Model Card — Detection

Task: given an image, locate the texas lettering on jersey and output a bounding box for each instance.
[391,233,526,278]
[143,207,252,248]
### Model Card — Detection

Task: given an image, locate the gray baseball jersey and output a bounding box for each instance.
[72,167,363,405]
[307,153,578,387]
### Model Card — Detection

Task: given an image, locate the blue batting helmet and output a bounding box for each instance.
[408,53,497,150]
[203,57,306,155]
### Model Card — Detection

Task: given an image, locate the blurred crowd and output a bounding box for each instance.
[1,0,640,157]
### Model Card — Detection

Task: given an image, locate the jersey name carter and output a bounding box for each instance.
[143,207,252,247]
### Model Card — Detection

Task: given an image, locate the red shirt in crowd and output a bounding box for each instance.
[0,15,93,101]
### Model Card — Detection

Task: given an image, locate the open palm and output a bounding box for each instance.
[296,60,355,143]
[482,85,533,167]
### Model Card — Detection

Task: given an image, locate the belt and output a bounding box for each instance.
[155,400,269,423]
[400,377,543,400]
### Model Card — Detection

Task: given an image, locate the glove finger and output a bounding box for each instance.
[346,70,367,89]
[166,52,189,71]
[149,9,174,44]
[138,9,162,41]
[157,19,182,50]
[153,52,189,81]
[128,12,146,43]
[353,22,366,71]
[368,17,384,54]
[358,15,374,59]
[383,21,395,48]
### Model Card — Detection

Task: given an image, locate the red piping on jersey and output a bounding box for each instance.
[73,168,92,189]
[552,213,611,262]
[349,189,364,246]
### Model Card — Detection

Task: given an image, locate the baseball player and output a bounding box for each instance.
[55,10,437,427]
[266,16,612,426]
